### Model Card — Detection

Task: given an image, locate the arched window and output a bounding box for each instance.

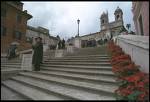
[117,15,120,20]
[102,19,104,24]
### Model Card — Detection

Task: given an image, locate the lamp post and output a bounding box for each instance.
[77,19,80,37]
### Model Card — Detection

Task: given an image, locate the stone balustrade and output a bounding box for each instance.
[67,45,75,54]
[21,49,33,71]
[116,35,149,73]
[55,49,66,58]
[74,37,81,48]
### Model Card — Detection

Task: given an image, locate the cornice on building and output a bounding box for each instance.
[27,26,48,36]
[49,36,59,41]
[27,25,58,41]
[2,1,32,20]
[7,1,23,10]
[80,32,102,38]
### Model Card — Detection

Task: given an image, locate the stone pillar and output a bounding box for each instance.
[43,44,49,52]
[21,51,33,71]
[67,45,74,53]
[74,37,81,48]
[55,49,66,58]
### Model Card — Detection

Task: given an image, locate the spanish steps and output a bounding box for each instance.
[1,45,119,100]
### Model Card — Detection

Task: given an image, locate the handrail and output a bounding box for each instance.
[117,35,149,50]
[17,49,33,55]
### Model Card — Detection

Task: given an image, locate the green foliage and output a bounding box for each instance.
[127,91,142,100]
[115,94,128,100]
[119,80,128,87]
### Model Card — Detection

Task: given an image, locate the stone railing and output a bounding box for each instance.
[74,37,81,48]
[66,45,75,54]
[55,49,67,58]
[1,54,8,63]
[54,45,77,58]
[116,35,149,73]
[17,49,33,71]
[17,49,33,59]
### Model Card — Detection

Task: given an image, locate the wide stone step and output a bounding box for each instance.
[69,50,107,52]
[41,64,112,70]
[41,66,113,74]
[36,70,118,84]
[1,85,29,100]
[1,63,21,65]
[1,60,21,62]
[19,72,118,97]
[2,79,70,100]
[51,57,110,60]
[1,68,22,72]
[10,76,116,100]
[42,62,111,66]
[1,61,21,63]
[65,55,109,58]
[66,53,108,56]
[1,69,23,81]
[65,56,110,59]
[40,67,116,77]
[44,59,110,63]
[1,65,21,68]
[2,59,21,63]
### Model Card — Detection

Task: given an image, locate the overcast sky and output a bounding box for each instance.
[23,1,135,40]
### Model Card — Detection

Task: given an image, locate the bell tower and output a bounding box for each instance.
[114,6,123,21]
[100,11,109,30]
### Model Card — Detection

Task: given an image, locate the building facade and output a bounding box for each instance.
[115,2,149,72]
[26,26,50,45]
[26,26,59,51]
[1,1,32,54]
[132,1,149,36]
[69,6,126,48]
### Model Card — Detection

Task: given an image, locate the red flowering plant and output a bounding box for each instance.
[112,62,140,77]
[111,54,131,64]
[107,40,149,101]
[116,72,149,100]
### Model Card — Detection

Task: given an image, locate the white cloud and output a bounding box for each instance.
[23,1,134,40]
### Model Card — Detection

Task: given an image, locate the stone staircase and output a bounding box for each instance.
[1,57,23,80]
[1,46,119,100]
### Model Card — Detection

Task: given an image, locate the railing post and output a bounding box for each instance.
[21,50,33,71]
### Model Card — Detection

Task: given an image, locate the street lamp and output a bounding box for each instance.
[77,18,80,37]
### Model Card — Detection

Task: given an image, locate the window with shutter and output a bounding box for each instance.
[13,31,22,40]
[1,26,6,36]
[1,8,6,17]
[16,13,22,23]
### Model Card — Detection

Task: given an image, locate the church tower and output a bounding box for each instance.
[100,11,109,30]
[114,6,123,21]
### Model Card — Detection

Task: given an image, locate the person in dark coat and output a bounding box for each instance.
[62,39,65,49]
[32,37,43,71]
[58,40,62,49]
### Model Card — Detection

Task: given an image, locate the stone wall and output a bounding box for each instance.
[132,1,149,36]
[116,35,149,73]
[141,2,149,36]
[1,2,32,53]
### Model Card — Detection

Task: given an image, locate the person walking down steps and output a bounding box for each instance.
[32,37,43,71]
